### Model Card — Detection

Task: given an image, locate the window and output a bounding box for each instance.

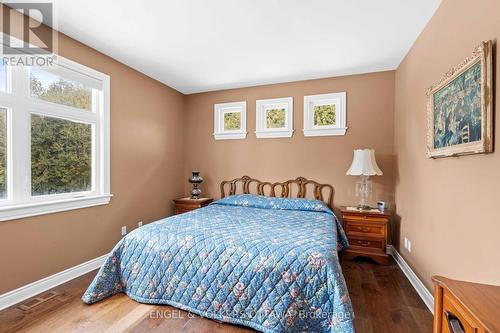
[267,109,286,128]
[30,68,93,111]
[313,105,336,126]
[223,112,241,131]
[0,44,111,221]
[303,92,347,136]
[31,115,92,196]
[0,108,6,199]
[255,97,293,138]
[213,101,247,140]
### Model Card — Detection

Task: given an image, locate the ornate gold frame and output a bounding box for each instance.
[220,176,334,209]
[426,40,493,158]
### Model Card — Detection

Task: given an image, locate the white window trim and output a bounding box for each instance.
[0,194,112,221]
[0,35,111,222]
[303,92,348,136]
[213,101,247,140]
[255,97,293,138]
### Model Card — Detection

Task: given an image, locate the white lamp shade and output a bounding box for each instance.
[346,149,383,176]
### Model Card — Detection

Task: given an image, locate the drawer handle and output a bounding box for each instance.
[357,227,371,232]
[445,311,465,333]
[359,241,371,246]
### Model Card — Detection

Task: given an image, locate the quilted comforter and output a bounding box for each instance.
[82,194,354,332]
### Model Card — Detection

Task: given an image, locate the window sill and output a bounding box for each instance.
[303,127,348,137]
[0,194,113,222]
[255,129,294,138]
[213,131,247,140]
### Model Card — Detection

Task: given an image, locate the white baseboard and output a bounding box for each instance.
[0,253,108,311]
[387,245,434,313]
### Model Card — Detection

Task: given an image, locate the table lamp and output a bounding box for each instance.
[188,171,203,199]
[346,149,383,210]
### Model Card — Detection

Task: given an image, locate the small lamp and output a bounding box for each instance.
[346,149,383,210]
[188,171,203,199]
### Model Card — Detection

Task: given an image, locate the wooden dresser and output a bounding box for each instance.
[433,276,500,333]
[340,207,390,265]
[173,197,213,215]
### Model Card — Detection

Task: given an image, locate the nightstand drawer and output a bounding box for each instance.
[344,215,388,223]
[345,221,385,238]
[348,236,384,251]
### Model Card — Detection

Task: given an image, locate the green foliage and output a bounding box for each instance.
[29,72,93,195]
[266,108,286,128]
[0,110,6,198]
[31,114,92,195]
[224,112,241,130]
[313,105,336,126]
[30,73,92,111]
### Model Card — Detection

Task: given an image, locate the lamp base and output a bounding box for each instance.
[355,175,373,210]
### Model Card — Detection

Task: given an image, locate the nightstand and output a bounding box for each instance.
[340,206,391,265]
[173,197,213,215]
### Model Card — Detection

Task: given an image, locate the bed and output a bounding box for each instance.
[82,176,354,332]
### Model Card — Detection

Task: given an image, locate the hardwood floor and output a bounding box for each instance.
[342,258,433,333]
[0,257,432,333]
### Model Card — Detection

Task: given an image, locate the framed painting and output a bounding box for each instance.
[426,40,493,158]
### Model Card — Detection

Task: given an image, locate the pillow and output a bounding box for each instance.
[213,194,333,215]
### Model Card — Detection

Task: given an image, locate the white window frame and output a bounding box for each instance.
[0,36,111,222]
[255,97,293,138]
[303,92,347,136]
[213,101,247,140]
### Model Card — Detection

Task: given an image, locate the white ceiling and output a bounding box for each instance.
[48,0,441,94]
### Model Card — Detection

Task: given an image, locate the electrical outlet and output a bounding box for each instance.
[121,226,127,236]
[407,240,412,252]
[404,237,408,249]
[138,220,143,228]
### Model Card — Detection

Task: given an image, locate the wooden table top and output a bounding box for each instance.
[173,197,213,204]
[432,275,500,332]
[340,206,391,217]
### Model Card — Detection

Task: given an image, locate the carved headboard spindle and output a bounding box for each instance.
[220,176,334,209]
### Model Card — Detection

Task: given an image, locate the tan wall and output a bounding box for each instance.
[394,0,500,290]
[8,0,497,297]
[184,71,396,211]
[0,11,186,293]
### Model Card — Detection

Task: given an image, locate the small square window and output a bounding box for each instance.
[303,92,347,136]
[313,104,336,126]
[266,108,286,128]
[223,112,241,131]
[255,97,293,138]
[213,101,247,140]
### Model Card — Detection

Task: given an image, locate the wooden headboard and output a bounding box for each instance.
[220,176,334,209]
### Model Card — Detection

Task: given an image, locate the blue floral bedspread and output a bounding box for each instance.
[82,194,354,332]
